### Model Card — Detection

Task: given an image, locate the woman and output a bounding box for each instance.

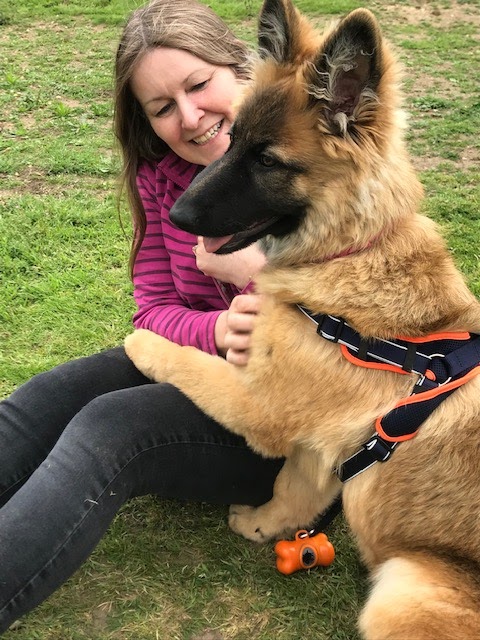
[0,0,283,632]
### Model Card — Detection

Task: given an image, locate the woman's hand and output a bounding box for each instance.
[194,237,266,290]
[214,294,262,365]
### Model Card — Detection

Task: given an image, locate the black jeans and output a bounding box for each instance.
[0,347,283,633]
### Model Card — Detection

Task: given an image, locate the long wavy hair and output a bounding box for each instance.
[114,0,251,275]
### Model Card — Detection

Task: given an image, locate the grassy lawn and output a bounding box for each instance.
[0,0,479,638]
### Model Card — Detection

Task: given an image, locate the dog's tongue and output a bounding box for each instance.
[203,235,234,253]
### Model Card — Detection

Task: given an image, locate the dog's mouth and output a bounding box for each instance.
[203,217,280,254]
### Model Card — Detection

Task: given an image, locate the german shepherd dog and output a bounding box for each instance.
[125,0,480,636]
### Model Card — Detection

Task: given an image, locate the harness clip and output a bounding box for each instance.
[364,436,394,462]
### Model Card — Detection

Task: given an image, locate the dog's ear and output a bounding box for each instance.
[306,8,384,136]
[258,0,308,64]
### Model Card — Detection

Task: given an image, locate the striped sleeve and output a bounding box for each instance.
[132,159,229,355]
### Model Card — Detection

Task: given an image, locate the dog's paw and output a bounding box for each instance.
[228,504,276,543]
[124,329,173,381]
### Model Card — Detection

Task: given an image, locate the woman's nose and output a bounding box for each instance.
[178,96,204,131]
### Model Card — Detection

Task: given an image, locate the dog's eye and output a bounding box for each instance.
[259,153,277,167]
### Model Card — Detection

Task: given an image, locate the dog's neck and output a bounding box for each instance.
[260,228,387,273]
[318,231,384,264]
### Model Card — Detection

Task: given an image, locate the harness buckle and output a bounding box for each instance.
[364,435,395,462]
[427,353,452,386]
[413,373,438,392]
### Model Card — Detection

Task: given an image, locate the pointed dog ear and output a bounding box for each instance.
[306,9,384,135]
[258,0,302,63]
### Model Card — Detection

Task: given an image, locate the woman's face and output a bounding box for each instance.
[131,47,242,166]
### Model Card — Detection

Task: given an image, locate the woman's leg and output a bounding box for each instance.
[0,346,149,506]
[0,358,283,633]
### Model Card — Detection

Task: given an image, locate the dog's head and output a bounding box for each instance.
[170,0,422,264]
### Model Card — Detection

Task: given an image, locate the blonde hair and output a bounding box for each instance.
[113,0,251,273]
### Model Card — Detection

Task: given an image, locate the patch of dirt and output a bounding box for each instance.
[407,71,463,101]
[190,630,224,640]
[380,1,480,29]
[0,167,114,202]
[19,112,37,131]
[20,21,107,39]
[411,155,444,171]
[89,601,112,631]
[411,145,479,172]
[55,97,83,109]
[457,146,480,169]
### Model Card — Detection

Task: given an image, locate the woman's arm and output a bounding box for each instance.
[132,162,226,355]
[132,160,266,359]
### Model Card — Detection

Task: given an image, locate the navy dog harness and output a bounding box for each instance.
[298,306,480,482]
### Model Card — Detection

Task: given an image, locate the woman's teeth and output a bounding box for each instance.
[193,121,222,145]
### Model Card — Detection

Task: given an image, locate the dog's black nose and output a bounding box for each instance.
[169,199,199,233]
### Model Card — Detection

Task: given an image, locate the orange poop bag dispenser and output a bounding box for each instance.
[274,530,335,575]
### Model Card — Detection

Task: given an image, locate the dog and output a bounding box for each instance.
[125,0,480,637]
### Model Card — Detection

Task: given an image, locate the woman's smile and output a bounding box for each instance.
[192,119,224,145]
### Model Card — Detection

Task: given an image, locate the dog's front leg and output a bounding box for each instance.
[124,329,278,453]
[229,447,341,542]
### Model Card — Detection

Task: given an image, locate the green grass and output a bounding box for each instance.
[1,0,479,638]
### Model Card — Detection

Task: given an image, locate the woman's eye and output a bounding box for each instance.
[190,80,208,92]
[155,103,173,117]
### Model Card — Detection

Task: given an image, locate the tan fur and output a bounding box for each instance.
[125,2,480,637]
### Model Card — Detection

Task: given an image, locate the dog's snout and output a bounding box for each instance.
[169,200,200,233]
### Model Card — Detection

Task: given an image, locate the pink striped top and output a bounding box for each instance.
[132,151,242,355]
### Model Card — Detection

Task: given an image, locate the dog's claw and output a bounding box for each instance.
[228,504,270,542]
